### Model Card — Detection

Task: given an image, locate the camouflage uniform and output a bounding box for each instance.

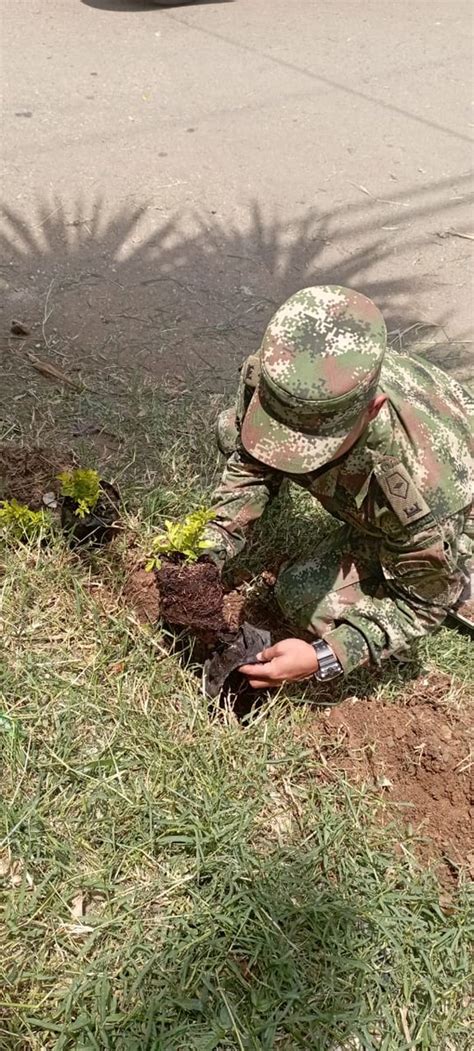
[206,287,473,675]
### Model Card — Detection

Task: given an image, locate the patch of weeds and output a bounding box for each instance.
[0,499,53,541]
[420,623,474,690]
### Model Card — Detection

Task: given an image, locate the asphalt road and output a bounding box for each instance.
[1,0,473,388]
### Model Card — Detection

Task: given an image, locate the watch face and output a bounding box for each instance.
[320,663,342,680]
[316,653,343,679]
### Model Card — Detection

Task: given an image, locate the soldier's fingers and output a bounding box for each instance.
[239,662,265,677]
[258,643,284,661]
[243,661,282,685]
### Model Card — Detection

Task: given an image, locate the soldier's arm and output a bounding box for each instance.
[325,510,470,674]
[205,449,283,564]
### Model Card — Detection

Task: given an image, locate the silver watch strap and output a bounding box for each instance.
[311,639,343,680]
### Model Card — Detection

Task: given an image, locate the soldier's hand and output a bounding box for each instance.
[239,639,318,688]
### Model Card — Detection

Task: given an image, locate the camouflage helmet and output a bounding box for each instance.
[241,285,387,473]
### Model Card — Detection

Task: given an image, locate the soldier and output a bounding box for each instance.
[204,286,473,688]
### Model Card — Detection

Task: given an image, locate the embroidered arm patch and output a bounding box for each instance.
[374,460,432,526]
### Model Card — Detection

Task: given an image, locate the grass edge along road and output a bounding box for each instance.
[1,387,473,1050]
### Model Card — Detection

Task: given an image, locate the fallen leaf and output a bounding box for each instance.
[0,854,11,877]
[62,923,95,937]
[25,352,82,389]
[376,775,393,790]
[9,860,34,889]
[42,491,58,509]
[108,660,125,675]
[70,891,85,920]
[11,319,30,336]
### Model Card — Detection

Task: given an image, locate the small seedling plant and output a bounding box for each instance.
[146,509,214,571]
[0,500,52,541]
[58,469,101,519]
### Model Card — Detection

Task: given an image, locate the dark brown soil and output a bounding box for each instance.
[0,443,75,510]
[156,560,227,634]
[243,588,294,642]
[301,672,473,885]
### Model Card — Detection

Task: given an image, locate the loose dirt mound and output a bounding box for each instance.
[304,673,473,885]
[123,567,161,624]
[0,443,74,509]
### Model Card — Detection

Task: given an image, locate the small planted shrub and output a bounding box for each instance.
[58,469,101,519]
[144,509,225,634]
[146,509,214,571]
[59,470,120,546]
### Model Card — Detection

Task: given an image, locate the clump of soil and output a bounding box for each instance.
[124,559,248,638]
[0,443,75,509]
[223,590,247,633]
[303,673,473,885]
[123,566,161,625]
[156,560,227,635]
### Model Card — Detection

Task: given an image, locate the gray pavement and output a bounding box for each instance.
[1,0,473,391]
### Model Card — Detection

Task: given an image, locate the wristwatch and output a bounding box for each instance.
[311,639,343,680]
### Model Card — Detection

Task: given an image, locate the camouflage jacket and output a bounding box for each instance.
[207,352,473,673]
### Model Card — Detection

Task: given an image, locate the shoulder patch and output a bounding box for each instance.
[374,459,433,526]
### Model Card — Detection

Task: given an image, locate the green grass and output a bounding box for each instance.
[1,387,473,1050]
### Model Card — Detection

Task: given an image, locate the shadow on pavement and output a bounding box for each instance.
[1,174,471,468]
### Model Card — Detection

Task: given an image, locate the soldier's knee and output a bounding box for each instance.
[275,559,327,623]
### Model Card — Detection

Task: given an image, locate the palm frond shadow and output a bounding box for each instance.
[1,176,471,473]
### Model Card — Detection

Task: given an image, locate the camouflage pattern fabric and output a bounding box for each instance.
[205,286,473,675]
[275,514,471,672]
[241,286,387,473]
